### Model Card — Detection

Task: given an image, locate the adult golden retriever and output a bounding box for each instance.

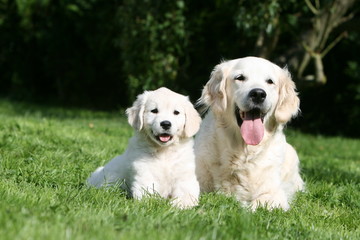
[195,57,304,210]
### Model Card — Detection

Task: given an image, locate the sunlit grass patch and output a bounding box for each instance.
[1,99,359,240]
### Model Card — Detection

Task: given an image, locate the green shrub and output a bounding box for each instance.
[116,0,187,101]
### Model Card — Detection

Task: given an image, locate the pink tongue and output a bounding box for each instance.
[159,135,171,142]
[240,112,264,145]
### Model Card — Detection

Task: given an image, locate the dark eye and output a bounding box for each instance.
[235,74,246,81]
[266,79,274,84]
[174,110,180,115]
[151,108,158,114]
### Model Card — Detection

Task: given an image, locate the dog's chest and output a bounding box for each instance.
[148,148,191,188]
[218,146,269,191]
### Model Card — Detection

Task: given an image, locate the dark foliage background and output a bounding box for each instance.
[0,0,359,137]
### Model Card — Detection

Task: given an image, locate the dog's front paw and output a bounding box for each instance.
[250,192,290,211]
[171,196,199,209]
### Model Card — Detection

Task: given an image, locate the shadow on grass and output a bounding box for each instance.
[0,98,123,119]
[303,164,360,185]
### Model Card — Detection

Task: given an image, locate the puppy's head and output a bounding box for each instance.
[126,87,201,146]
[199,57,299,145]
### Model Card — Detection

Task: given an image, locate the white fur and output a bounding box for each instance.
[195,57,304,210]
[87,87,201,209]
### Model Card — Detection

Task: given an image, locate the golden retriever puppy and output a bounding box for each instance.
[195,57,304,210]
[87,87,201,208]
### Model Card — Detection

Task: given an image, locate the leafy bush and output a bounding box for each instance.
[0,0,123,108]
[116,0,187,101]
[0,0,359,136]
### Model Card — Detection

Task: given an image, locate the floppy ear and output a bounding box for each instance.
[125,92,148,130]
[275,68,300,124]
[183,98,202,138]
[198,63,227,113]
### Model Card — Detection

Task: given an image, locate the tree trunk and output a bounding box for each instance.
[295,0,355,84]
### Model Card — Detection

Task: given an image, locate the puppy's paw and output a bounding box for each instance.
[171,196,199,209]
[250,192,290,211]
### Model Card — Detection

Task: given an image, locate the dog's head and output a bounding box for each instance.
[199,57,299,145]
[126,87,201,146]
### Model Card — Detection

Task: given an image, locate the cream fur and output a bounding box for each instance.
[87,87,201,208]
[195,57,304,210]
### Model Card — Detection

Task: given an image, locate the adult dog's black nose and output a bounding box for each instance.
[249,88,266,104]
[160,120,172,130]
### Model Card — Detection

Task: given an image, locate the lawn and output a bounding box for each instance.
[0,99,359,240]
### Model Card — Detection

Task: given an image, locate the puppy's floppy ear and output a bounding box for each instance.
[275,68,300,124]
[198,62,227,113]
[126,92,148,130]
[183,98,202,138]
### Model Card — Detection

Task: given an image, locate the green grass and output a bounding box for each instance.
[1,99,359,240]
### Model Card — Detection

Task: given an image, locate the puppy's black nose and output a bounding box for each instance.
[249,88,266,104]
[160,120,172,130]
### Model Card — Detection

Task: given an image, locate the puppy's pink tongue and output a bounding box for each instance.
[159,134,171,142]
[240,112,264,145]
